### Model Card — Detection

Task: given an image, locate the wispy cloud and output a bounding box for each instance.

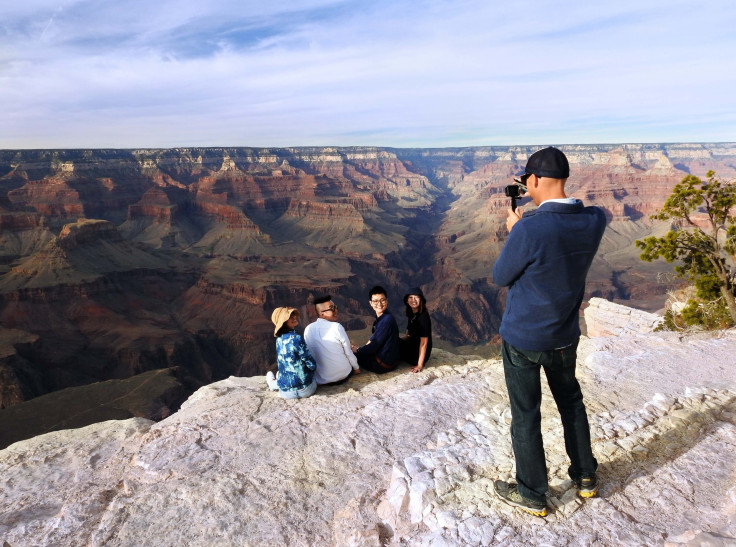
[1,0,735,148]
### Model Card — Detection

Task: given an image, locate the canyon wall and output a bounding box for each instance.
[1,143,735,410]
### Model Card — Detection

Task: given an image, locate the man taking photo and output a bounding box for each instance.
[492,147,606,517]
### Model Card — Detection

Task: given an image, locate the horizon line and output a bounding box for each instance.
[2,141,735,152]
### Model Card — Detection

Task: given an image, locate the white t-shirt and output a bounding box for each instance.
[304,318,359,384]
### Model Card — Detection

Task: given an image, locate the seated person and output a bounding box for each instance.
[265,307,317,399]
[399,287,433,373]
[352,285,400,374]
[304,295,361,385]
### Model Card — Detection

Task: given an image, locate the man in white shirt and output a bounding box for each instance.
[304,296,361,385]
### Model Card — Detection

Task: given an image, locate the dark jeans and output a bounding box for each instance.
[502,339,597,503]
[357,353,396,374]
[399,338,431,367]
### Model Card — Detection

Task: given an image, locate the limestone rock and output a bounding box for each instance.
[2,322,736,545]
[585,296,663,337]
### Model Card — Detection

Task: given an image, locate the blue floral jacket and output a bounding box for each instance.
[276,331,317,392]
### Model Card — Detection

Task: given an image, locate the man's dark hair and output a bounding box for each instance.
[369,285,387,299]
[312,295,332,311]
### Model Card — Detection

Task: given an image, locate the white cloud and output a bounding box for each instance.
[1,0,735,148]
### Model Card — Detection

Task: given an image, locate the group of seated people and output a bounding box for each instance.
[265,285,432,399]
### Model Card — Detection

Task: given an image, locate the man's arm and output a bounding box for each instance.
[357,315,391,355]
[336,323,360,370]
[492,215,532,287]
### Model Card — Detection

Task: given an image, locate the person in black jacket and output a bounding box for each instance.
[352,286,400,374]
[399,287,432,373]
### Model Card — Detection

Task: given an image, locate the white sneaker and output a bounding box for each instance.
[266,371,278,390]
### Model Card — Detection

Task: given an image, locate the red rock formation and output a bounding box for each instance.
[0,144,734,413]
[58,219,120,248]
[127,188,177,224]
[282,200,364,230]
[0,211,44,231]
[193,200,261,231]
[7,178,84,219]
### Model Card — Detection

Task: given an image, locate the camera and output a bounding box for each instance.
[504,184,526,211]
[504,185,524,199]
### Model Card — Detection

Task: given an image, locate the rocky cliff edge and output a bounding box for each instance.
[1,301,736,546]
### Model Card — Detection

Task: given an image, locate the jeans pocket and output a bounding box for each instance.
[559,343,579,369]
[507,343,544,366]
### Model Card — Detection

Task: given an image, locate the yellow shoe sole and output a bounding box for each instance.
[519,506,548,517]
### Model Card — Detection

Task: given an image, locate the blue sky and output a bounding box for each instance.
[1,0,734,148]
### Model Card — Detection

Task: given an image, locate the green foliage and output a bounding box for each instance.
[636,171,736,328]
[681,297,731,329]
[654,291,732,332]
[654,309,679,332]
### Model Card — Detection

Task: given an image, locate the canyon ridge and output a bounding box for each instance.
[1,144,735,435]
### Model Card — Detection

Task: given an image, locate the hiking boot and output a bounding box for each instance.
[493,480,547,517]
[575,475,598,498]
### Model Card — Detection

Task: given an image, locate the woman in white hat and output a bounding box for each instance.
[265,307,318,399]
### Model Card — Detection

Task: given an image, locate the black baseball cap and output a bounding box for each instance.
[516,147,570,180]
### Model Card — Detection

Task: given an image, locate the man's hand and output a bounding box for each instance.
[354,368,361,374]
[506,207,523,232]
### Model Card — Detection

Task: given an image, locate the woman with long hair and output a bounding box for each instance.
[399,287,432,373]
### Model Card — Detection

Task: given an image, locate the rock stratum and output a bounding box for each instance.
[1,143,735,417]
[1,300,735,546]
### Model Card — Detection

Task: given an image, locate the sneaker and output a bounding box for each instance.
[493,480,547,517]
[266,371,278,391]
[575,476,598,498]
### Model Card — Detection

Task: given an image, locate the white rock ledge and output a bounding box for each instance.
[2,309,736,546]
[585,297,663,337]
